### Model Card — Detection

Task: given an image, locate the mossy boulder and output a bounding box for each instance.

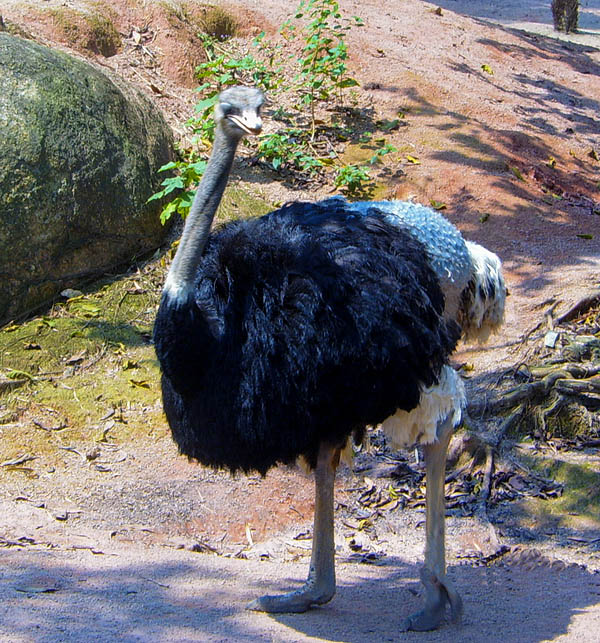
[0,33,174,323]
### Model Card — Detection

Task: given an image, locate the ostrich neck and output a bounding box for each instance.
[164,126,240,302]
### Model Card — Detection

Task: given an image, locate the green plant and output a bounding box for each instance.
[284,0,363,135]
[369,143,396,165]
[191,33,280,142]
[334,163,372,197]
[148,34,283,223]
[146,158,207,224]
[257,130,324,173]
[333,142,396,198]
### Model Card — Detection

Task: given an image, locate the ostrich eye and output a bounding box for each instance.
[220,102,233,116]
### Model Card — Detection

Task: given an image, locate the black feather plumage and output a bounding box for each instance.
[154,201,460,474]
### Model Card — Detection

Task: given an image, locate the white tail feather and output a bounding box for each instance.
[459,241,506,343]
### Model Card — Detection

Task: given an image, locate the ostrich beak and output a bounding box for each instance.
[230,111,263,136]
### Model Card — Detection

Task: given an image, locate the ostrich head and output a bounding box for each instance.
[163,85,265,302]
[214,86,264,140]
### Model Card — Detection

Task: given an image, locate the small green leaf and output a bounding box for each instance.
[509,166,526,181]
[379,119,400,132]
[337,78,359,88]
[69,302,100,318]
[157,161,178,172]
[160,201,177,226]
[481,64,494,75]
[406,155,421,165]
[429,199,447,210]
[194,96,219,114]
[577,234,594,240]
[6,369,34,381]
[37,318,56,330]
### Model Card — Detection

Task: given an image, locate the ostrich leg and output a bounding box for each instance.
[402,413,463,631]
[247,443,339,613]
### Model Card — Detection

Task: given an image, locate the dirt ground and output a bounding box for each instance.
[1,0,600,641]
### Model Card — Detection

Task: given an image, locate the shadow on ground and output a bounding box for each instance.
[1,546,600,642]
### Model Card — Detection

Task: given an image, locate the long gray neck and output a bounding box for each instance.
[163,126,240,302]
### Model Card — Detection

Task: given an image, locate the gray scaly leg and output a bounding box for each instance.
[402,414,463,631]
[247,443,338,613]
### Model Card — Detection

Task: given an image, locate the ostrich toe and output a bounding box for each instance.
[400,566,463,631]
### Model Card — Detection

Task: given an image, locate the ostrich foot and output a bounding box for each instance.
[248,443,338,614]
[401,566,463,632]
[247,580,335,613]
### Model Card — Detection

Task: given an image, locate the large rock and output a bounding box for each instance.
[0,33,174,323]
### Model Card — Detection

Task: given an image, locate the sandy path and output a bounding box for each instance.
[434,0,600,48]
[2,537,600,642]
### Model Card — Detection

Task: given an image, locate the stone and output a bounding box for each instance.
[0,33,174,323]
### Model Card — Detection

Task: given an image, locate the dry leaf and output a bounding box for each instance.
[1,454,36,467]
[245,524,254,547]
[129,379,150,389]
[66,350,86,365]
[15,585,59,594]
[429,199,447,210]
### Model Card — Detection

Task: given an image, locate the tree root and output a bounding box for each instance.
[556,290,600,325]
[470,368,600,418]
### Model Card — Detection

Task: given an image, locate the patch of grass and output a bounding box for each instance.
[519,452,600,527]
[0,17,33,39]
[216,185,274,224]
[0,262,162,467]
[198,5,239,40]
[47,7,121,57]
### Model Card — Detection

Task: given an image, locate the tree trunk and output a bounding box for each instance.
[552,0,579,33]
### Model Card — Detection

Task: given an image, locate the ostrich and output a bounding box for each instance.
[154,85,502,631]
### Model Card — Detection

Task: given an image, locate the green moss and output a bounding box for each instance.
[0,261,164,467]
[216,186,273,224]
